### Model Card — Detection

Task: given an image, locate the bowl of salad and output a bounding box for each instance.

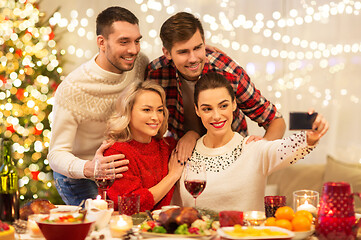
[36,214,94,240]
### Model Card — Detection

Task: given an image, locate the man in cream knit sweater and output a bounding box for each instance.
[48,7,149,205]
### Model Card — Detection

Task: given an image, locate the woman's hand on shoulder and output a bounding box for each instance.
[306,112,329,146]
[175,130,199,164]
[168,149,184,180]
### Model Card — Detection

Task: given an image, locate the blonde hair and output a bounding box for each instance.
[105,81,169,142]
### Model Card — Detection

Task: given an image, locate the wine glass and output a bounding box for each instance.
[94,158,115,200]
[184,160,207,208]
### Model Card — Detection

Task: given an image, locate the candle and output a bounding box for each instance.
[92,195,108,210]
[244,211,266,226]
[297,200,317,215]
[110,215,133,238]
[293,190,319,216]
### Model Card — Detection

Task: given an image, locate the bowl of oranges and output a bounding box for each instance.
[264,206,314,240]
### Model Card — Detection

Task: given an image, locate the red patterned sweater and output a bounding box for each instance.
[105,137,176,211]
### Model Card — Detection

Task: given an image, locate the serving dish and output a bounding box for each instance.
[50,205,81,213]
[292,226,315,240]
[140,231,215,239]
[142,238,198,240]
[217,226,295,240]
[36,221,94,240]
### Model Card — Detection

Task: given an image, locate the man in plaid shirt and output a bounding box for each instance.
[145,12,286,163]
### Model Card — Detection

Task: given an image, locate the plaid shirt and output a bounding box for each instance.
[145,50,282,140]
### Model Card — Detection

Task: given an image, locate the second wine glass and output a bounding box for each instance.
[94,158,115,200]
[184,160,207,208]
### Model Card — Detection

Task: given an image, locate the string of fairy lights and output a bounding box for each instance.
[50,0,360,108]
[0,0,64,201]
[1,0,360,201]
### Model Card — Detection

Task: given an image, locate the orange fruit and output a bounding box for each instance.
[265,217,277,226]
[291,215,312,231]
[275,206,295,221]
[295,210,313,223]
[275,219,293,231]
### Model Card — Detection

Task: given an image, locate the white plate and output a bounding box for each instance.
[217,226,295,240]
[144,238,198,240]
[140,231,215,239]
[50,205,81,213]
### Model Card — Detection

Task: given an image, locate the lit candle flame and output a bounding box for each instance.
[117,218,128,227]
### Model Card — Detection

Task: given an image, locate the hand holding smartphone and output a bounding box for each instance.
[289,112,318,130]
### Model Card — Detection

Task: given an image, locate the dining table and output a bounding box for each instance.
[12,209,361,240]
[13,225,323,240]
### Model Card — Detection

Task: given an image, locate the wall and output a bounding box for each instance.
[40,0,361,164]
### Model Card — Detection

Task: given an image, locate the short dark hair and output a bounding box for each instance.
[96,6,139,38]
[160,12,204,51]
[194,72,235,107]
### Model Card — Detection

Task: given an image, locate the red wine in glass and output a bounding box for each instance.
[184,180,206,198]
[95,178,115,190]
[184,161,206,208]
[94,158,115,200]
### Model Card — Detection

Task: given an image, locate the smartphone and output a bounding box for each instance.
[289,112,318,130]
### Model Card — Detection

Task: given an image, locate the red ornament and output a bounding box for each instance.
[34,128,43,135]
[31,171,40,181]
[49,31,55,40]
[16,88,25,100]
[0,75,6,83]
[6,124,15,133]
[15,49,22,57]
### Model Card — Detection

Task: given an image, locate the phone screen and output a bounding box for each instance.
[289,112,318,130]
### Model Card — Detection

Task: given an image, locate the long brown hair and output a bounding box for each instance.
[194,72,235,107]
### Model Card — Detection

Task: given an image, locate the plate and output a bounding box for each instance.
[145,239,199,240]
[292,226,315,240]
[140,231,215,239]
[217,226,295,240]
[142,238,193,240]
[51,205,81,213]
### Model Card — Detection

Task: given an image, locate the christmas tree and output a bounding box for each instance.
[0,0,64,204]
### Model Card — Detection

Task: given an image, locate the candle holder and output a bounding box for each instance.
[293,190,319,216]
[110,215,133,238]
[244,211,266,226]
[118,193,140,216]
[264,196,286,218]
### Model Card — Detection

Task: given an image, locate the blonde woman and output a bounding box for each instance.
[105,81,184,211]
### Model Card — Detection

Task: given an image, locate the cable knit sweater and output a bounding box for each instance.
[172,132,315,212]
[48,53,149,178]
[105,137,177,211]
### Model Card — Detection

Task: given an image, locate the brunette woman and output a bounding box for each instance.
[173,72,329,212]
